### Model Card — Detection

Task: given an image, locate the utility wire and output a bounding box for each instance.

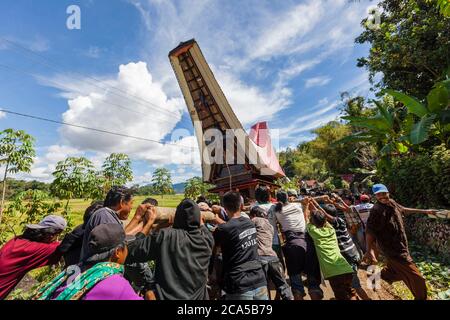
[0,63,181,126]
[0,37,181,119]
[0,108,197,151]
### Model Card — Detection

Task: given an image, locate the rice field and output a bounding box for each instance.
[65,194,185,226]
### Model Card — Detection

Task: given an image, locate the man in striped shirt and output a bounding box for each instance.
[332,194,373,253]
[315,201,370,300]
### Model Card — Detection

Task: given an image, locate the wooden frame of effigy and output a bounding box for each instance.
[169,39,285,200]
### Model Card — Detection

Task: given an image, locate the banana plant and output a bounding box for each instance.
[337,99,409,156]
[437,0,450,17]
[385,75,450,146]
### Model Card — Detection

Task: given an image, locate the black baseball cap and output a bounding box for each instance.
[85,224,135,263]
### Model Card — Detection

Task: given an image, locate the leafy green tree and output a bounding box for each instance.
[437,0,450,17]
[340,93,376,119]
[134,184,155,196]
[323,177,336,191]
[278,121,376,180]
[50,157,100,210]
[0,129,35,223]
[356,0,450,99]
[1,178,50,201]
[101,153,133,193]
[278,147,300,177]
[151,168,174,197]
[380,144,450,209]
[292,149,327,180]
[276,176,301,191]
[0,190,62,245]
[184,176,217,201]
[307,121,376,174]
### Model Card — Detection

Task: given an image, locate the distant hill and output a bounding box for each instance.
[173,182,186,194]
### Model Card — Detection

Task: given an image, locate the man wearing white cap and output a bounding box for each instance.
[364,184,437,300]
[0,215,67,299]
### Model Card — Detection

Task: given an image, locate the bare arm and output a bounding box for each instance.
[213,213,226,225]
[303,198,311,222]
[139,206,157,236]
[363,231,378,264]
[125,204,152,235]
[310,198,335,223]
[330,195,351,212]
[398,204,437,217]
[312,195,330,203]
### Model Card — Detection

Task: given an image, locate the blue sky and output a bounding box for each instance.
[0,0,375,184]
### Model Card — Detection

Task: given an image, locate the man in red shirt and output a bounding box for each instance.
[0,215,67,299]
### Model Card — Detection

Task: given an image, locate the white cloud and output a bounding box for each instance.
[305,76,332,88]
[36,60,206,185]
[0,111,6,119]
[249,1,324,60]
[275,58,322,89]
[129,0,369,127]
[129,0,152,31]
[20,0,373,183]
[170,165,202,184]
[278,100,341,139]
[214,69,291,126]
[39,62,196,164]
[130,171,154,186]
[130,164,201,186]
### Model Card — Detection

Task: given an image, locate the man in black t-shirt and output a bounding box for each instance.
[213,191,268,300]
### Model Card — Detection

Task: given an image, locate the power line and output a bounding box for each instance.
[0,108,197,151]
[0,37,181,119]
[0,63,181,126]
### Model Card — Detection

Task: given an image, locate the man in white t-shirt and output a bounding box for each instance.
[353,195,374,226]
[270,191,323,300]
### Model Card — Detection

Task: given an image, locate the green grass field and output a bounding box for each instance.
[66,194,185,226]
[2,194,185,238]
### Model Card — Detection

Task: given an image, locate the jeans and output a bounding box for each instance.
[289,274,305,294]
[208,254,224,300]
[289,274,322,294]
[260,256,293,300]
[352,225,366,254]
[350,263,361,289]
[225,286,269,300]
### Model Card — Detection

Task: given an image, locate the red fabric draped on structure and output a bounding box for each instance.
[249,121,285,178]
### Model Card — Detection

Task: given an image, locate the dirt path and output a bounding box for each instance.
[270,268,398,300]
[16,268,399,300]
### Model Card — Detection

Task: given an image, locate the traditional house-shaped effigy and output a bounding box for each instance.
[169,39,285,201]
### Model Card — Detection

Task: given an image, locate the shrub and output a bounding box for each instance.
[380,144,450,209]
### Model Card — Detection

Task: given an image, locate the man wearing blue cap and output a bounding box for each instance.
[364,183,437,300]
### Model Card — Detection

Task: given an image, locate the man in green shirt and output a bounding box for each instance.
[304,198,357,300]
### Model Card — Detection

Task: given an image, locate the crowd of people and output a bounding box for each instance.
[0,183,438,300]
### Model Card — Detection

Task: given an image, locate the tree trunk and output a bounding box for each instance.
[0,161,10,225]
[155,207,214,222]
